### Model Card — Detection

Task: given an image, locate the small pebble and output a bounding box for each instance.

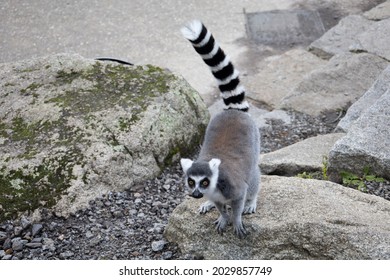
[151,240,166,252]
[31,224,43,237]
[85,231,94,239]
[0,231,7,242]
[20,217,31,230]
[162,251,173,259]
[3,238,12,250]
[12,239,25,251]
[60,251,74,259]
[14,226,23,236]
[25,243,43,249]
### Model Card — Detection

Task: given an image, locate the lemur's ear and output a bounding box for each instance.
[180,158,193,173]
[209,158,221,172]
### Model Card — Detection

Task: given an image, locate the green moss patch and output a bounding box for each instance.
[0,150,81,221]
[50,63,172,116]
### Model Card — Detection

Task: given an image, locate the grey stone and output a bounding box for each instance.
[0,250,5,258]
[42,238,56,252]
[85,231,94,239]
[20,216,31,230]
[165,176,390,259]
[329,89,390,182]
[13,226,23,236]
[0,231,7,242]
[337,65,390,132]
[25,242,43,249]
[3,238,12,250]
[12,238,25,252]
[151,240,166,252]
[31,224,43,237]
[260,133,345,176]
[60,251,74,259]
[364,0,390,20]
[162,251,173,260]
[31,237,42,243]
[308,15,373,59]
[0,54,209,221]
[291,0,385,30]
[246,49,326,109]
[246,10,325,47]
[280,53,388,116]
[355,18,390,61]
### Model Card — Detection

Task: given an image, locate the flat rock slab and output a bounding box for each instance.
[246,49,326,109]
[337,65,390,132]
[246,10,325,47]
[364,0,390,20]
[279,52,388,116]
[329,89,390,182]
[165,175,390,259]
[308,15,373,59]
[260,133,345,176]
[354,18,390,61]
[309,13,390,61]
[0,54,209,221]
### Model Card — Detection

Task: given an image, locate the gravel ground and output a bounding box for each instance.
[1,109,389,260]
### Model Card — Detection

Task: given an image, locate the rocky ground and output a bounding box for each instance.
[1,109,389,260]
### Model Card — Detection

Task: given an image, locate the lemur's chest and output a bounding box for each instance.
[205,188,230,205]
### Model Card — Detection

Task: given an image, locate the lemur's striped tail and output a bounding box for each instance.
[181,20,249,112]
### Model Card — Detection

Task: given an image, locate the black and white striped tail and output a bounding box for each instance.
[181,20,249,112]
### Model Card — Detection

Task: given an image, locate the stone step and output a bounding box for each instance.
[260,133,345,176]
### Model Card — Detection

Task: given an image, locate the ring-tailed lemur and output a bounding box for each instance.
[180,20,260,238]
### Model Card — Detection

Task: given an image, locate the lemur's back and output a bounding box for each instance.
[199,110,259,176]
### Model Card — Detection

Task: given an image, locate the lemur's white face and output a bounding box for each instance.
[180,158,221,199]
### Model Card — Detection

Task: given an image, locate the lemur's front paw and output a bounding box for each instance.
[199,200,215,214]
[243,205,256,214]
[214,215,229,235]
[233,222,248,239]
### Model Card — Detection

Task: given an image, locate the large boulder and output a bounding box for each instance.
[279,53,388,116]
[363,0,390,20]
[0,54,209,222]
[245,49,326,109]
[165,176,390,260]
[353,18,390,61]
[292,0,386,29]
[337,65,390,132]
[329,89,390,182]
[308,12,390,61]
[308,15,373,59]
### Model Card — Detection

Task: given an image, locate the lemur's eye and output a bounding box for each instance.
[188,178,195,187]
[201,178,210,187]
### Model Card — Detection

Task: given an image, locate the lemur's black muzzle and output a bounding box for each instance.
[191,189,203,199]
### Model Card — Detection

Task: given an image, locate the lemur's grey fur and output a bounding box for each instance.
[180,20,260,238]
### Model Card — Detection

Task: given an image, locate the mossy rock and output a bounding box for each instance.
[0,53,209,222]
